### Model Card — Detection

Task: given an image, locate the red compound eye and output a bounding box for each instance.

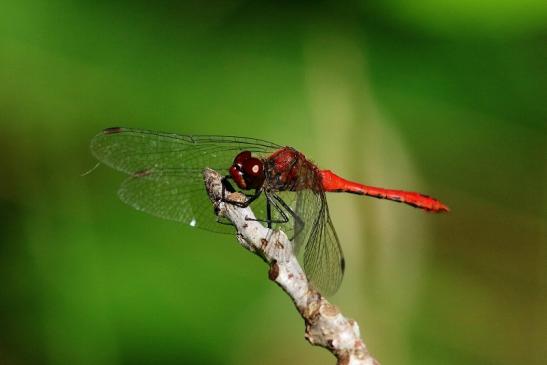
[233,151,251,167]
[241,157,264,189]
[229,151,265,190]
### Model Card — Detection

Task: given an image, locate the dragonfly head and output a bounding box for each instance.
[229,151,265,190]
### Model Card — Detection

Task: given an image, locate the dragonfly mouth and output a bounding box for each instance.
[229,165,247,189]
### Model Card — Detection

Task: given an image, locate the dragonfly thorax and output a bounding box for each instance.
[229,151,265,190]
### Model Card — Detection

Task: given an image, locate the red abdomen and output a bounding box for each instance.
[320,170,449,213]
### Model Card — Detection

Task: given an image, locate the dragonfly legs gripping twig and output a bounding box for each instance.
[220,176,295,230]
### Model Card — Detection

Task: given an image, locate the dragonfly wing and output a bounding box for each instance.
[118,167,234,233]
[91,127,282,231]
[304,202,345,296]
[295,188,345,296]
[91,127,281,176]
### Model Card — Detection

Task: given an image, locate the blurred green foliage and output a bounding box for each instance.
[1,1,545,365]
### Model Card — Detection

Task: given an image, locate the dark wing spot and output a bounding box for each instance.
[103,127,124,134]
[340,257,346,273]
[133,169,152,177]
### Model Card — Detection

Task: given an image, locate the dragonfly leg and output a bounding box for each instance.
[221,176,263,208]
[221,175,237,193]
[221,176,289,228]
[213,177,250,228]
[244,192,290,227]
[271,193,304,240]
[266,196,272,228]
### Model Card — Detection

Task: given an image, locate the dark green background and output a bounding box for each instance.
[1,1,545,364]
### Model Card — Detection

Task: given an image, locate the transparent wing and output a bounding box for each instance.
[294,174,345,296]
[90,127,282,232]
[117,168,296,235]
[90,127,281,176]
[118,168,234,233]
[303,199,345,296]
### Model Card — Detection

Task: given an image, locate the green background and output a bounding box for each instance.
[1,1,545,364]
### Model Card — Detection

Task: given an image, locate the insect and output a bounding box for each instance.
[91,127,448,295]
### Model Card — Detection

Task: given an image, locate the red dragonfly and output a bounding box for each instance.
[91,127,448,295]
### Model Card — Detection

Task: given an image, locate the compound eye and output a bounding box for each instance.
[233,151,252,167]
[243,158,263,177]
[241,157,264,189]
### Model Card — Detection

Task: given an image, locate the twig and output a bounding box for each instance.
[203,168,380,365]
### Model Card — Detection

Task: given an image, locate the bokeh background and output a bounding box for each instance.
[1,1,545,365]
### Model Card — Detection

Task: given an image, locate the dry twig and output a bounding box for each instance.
[203,168,380,365]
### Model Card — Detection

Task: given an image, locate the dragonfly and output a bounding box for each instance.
[91,127,449,295]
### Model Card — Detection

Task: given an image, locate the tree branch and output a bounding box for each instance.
[203,168,380,365]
